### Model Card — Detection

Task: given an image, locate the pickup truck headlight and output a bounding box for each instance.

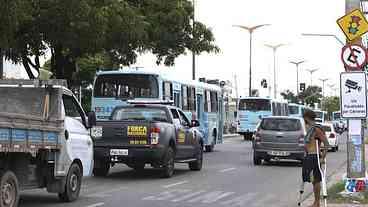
[91,126,103,139]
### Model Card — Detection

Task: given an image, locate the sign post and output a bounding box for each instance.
[340,72,367,190]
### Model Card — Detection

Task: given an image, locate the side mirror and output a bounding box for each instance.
[87,111,97,128]
[191,120,200,127]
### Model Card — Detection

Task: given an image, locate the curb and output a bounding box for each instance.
[223,134,239,138]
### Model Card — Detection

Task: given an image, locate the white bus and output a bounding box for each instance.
[91,69,224,152]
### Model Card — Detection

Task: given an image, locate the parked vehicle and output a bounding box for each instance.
[237,97,288,140]
[252,116,306,165]
[92,103,204,178]
[321,123,339,152]
[0,80,95,207]
[313,109,327,123]
[91,69,223,152]
[332,111,347,133]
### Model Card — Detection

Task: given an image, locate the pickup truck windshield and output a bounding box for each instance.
[112,107,169,123]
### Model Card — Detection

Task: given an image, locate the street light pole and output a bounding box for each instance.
[265,43,286,99]
[233,24,270,97]
[192,0,196,80]
[319,78,329,110]
[305,68,319,86]
[301,33,344,46]
[289,60,305,97]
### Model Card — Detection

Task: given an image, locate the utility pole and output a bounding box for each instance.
[192,0,196,80]
[305,68,319,86]
[0,49,3,79]
[345,0,365,179]
[265,43,286,99]
[289,60,305,97]
[233,24,270,97]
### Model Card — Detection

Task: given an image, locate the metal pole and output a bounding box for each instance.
[0,51,3,80]
[273,48,276,99]
[296,64,299,97]
[249,32,253,97]
[192,0,196,80]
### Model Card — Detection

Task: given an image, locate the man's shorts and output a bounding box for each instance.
[302,154,322,183]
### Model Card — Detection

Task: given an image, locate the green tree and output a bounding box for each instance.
[1,0,219,85]
[322,96,340,117]
[299,86,322,107]
[281,90,298,104]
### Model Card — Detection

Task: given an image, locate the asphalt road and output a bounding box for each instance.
[19,133,348,207]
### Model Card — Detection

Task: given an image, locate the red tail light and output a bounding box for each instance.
[298,135,305,147]
[329,133,335,138]
[151,127,160,133]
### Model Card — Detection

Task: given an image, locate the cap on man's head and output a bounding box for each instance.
[303,109,316,120]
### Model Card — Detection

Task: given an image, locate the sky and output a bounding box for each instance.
[5,0,346,98]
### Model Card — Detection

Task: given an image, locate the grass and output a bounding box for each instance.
[328,181,368,204]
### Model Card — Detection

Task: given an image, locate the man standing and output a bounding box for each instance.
[302,109,329,207]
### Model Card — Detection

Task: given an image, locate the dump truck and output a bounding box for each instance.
[0,80,95,207]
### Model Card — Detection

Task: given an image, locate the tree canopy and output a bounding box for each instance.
[0,0,219,85]
[281,86,322,107]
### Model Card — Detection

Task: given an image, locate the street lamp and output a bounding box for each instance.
[289,60,306,97]
[301,33,344,46]
[233,24,271,96]
[319,78,329,109]
[265,43,286,99]
[305,68,319,86]
[192,0,196,80]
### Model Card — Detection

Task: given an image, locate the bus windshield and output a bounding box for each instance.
[239,99,271,111]
[288,105,299,115]
[93,74,159,98]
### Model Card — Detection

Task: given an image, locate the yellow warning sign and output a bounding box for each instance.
[337,9,368,41]
[127,126,147,137]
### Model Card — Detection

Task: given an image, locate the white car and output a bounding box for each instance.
[321,123,339,152]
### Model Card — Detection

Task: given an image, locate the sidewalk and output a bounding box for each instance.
[302,145,368,207]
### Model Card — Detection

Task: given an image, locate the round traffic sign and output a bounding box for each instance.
[341,44,367,71]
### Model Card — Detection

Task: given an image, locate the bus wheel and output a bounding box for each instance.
[0,171,19,207]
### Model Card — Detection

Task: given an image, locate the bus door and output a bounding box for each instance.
[217,93,224,144]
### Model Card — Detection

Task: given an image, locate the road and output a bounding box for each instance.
[19,134,347,207]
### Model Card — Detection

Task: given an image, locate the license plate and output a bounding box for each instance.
[268,151,290,156]
[110,149,128,156]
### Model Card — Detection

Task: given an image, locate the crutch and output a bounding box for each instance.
[297,181,305,206]
[316,140,328,207]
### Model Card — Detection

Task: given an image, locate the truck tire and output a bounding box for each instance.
[189,145,203,171]
[0,171,19,207]
[58,163,82,202]
[161,147,175,178]
[93,161,110,177]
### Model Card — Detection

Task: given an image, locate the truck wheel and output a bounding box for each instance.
[0,171,19,207]
[161,147,175,178]
[189,145,203,171]
[58,163,82,202]
[93,161,110,177]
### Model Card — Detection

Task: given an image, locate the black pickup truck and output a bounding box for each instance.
[92,104,204,178]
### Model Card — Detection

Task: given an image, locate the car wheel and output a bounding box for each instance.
[0,171,19,207]
[336,145,339,151]
[58,163,82,202]
[189,145,203,171]
[93,160,110,177]
[253,151,261,165]
[161,147,175,178]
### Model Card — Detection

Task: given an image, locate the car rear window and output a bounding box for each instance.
[261,118,301,131]
[112,107,169,123]
[322,126,331,132]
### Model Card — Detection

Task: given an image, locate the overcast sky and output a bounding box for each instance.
[5,0,346,98]
[133,0,346,98]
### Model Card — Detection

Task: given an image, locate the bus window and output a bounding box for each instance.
[163,81,173,100]
[272,103,277,116]
[94,74,158,98]
[174,92,181,107]
[187,87,196,112]
[182,85,188,110]
[210,91,218,112]
[204,90,211,112]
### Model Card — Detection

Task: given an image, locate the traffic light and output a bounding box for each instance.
[300,83,306,92]
[261,79,267,88]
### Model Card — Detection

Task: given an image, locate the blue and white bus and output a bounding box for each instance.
[237,97,288,140]
[313,109,327,123]
[91,69,224,152]
[288,103,307,118]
